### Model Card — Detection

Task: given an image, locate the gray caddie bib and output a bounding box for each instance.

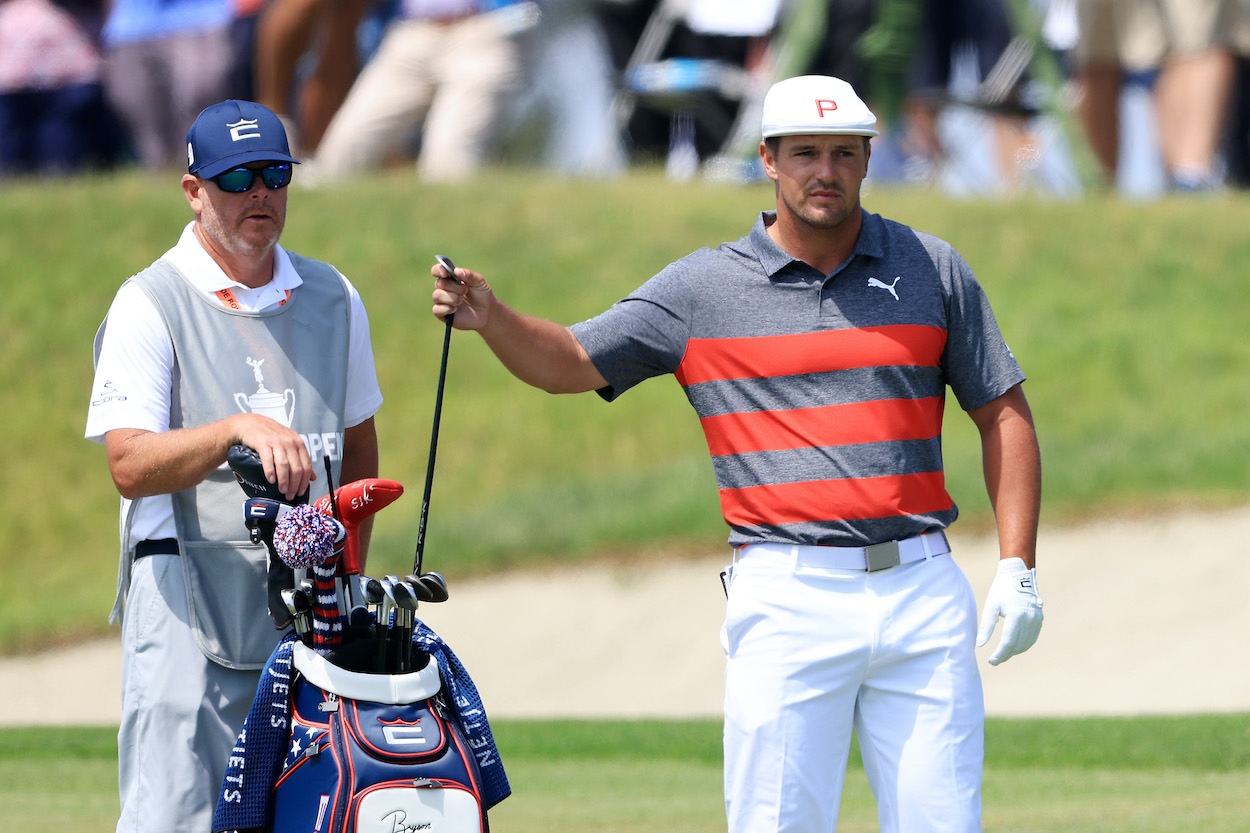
[99,252,351,668]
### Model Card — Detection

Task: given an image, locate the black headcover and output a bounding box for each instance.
[227,444,310,505]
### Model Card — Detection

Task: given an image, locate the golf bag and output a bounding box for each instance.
[217,263,502,833]
[214,628,507,833]
[275,641,487,833]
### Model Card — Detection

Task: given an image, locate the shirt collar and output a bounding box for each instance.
[750,208,885,279]
[164,221,302,308]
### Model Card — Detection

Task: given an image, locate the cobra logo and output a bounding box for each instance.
[382,723,427,746]
[228,117,262,142]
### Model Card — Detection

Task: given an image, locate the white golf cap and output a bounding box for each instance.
[761,75,879,139]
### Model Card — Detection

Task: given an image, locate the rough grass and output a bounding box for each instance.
[1,168,1247,651]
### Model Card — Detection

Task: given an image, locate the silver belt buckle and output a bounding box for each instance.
[864,540,901,572]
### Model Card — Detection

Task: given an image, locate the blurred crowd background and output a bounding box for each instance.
[4,0,1250,199]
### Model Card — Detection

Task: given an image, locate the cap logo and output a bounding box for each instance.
[228,117,262,142]
[816,99,838,118]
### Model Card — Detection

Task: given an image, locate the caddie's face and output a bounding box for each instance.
[761,134,870,232]
[182,163,288,262]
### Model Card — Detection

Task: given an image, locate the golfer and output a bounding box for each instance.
[86,99,383,833]
[430,75,1043,832]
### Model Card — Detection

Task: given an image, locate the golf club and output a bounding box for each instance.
[413,255,460,580]
[390,579,420,672]
[320,455,354,617]
[281,589,302,641]
[404,570,450,604]
[241,496,300,627]
[381,576,401,670]
[283,587,313,646]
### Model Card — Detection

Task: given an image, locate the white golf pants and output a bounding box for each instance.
[721,547,984,833]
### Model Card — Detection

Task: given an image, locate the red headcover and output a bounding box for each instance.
[313,478,404,574]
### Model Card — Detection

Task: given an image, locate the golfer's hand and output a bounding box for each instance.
[976,557,1043,666]
[432,261,492,330]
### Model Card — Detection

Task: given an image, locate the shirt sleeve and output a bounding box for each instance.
[569,265,693,401]
[940,250,1026,412]
[85,281,175,444]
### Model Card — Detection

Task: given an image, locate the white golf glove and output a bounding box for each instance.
[976,557,1043,666]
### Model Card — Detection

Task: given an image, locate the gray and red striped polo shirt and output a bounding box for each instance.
[571,209,1025,548]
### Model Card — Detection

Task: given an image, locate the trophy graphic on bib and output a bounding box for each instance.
[235,357,296,427]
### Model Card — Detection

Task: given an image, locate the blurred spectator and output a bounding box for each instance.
[306,0,537,184]
[811,0,875,96]
[1223,5,1250,186]
[252,0,376,155]
[1152,0,1244,191]
[1071,0,1165,185]
[0,0,119,175]
[101,0,252,170]
[510,0,626,176]
[902,0,1039,189]
[596,0,778,167]
[229,0,267,100]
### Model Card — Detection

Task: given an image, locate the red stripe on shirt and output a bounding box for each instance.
[720,470,954,527]
[701,396,944,457]
[675,325,947,386]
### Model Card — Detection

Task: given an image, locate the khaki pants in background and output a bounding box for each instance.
[309,13,521,183]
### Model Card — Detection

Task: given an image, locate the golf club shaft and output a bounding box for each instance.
[414,255,458,577]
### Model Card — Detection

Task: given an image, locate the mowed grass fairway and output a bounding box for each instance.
[3,715,1248,832]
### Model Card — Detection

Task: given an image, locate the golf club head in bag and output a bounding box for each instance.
[227,443,311,505]
[405,571,450,604]
[229,444,312,627]
[244,497,299,627]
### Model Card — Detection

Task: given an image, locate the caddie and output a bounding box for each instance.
[86,99,383,833]
[427,74,1044,831]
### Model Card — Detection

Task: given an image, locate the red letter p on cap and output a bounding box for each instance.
[816,99,839,118]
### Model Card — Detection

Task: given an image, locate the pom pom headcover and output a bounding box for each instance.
[273,505,343,568]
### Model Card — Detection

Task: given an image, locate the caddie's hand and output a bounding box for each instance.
[431,261,492,330]
[976,557,1043,666]
[234,414,315,502]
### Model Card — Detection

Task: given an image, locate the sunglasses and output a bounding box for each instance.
[210,163,293,193]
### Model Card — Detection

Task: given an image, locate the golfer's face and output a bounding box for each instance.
[764,135,870,232]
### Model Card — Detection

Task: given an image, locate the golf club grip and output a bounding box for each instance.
[435,254,460,327]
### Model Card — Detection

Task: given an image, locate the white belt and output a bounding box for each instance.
[737,531,950,573]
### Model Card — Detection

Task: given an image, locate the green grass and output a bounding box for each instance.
[3,714,1247,832]
[2,167,1248,652]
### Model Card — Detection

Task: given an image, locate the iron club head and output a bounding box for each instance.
[406,572,450,603]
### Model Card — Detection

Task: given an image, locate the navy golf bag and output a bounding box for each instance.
[274,640,487,833]
[214,627,507,833]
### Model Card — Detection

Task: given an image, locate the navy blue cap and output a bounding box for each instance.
[186,100,300,179]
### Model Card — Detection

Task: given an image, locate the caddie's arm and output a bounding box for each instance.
[967,383,1044,665]
[431,262,608,395]
[105,413,315,503]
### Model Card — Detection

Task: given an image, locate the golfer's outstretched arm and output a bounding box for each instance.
[431,262,608,395]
